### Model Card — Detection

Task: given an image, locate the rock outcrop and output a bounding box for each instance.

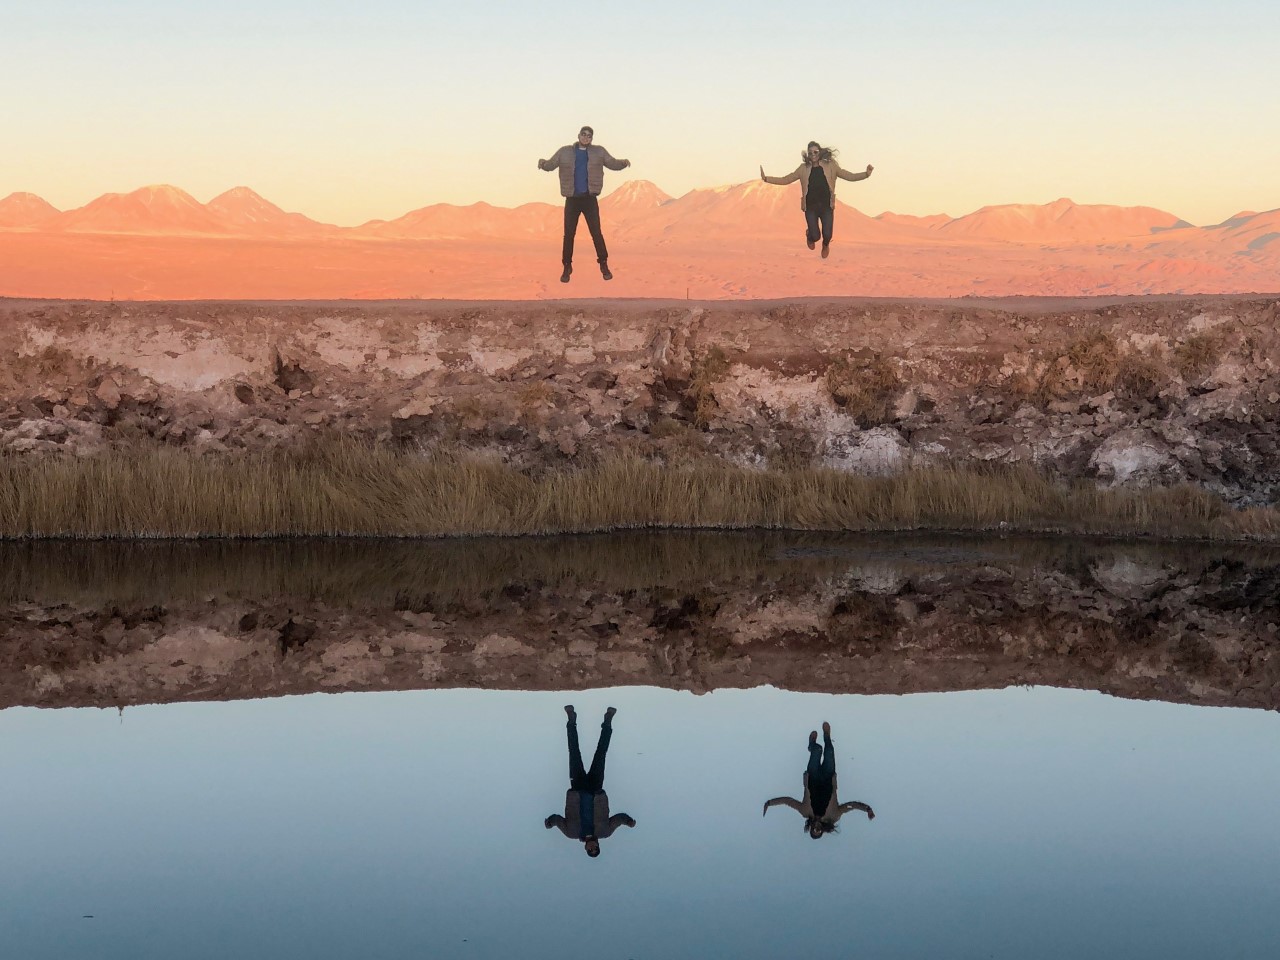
[1,295,1278,503]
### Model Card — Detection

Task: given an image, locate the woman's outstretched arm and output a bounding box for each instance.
[760,164,802,186]
[836,164,874,182]
[763,796,805,816]
[837,800,875,819]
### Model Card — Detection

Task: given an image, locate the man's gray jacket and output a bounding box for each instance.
[539,144,628,198]
[545,790,636,839]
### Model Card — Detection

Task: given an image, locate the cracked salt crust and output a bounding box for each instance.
[65,627,246,691]
[596,328,650,352]
[317,639,389,684]
[77,328,256,390]
[473,633,535,657]
[466,347,534,376]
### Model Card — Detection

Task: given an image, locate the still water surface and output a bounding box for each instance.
[3,684,1278,959]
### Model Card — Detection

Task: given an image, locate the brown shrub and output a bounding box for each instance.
[687,346,731,428]
[767,424,818,470]
[449,394,501,429]
[2,346,101,395]
[825,353,901,425]
[1173,332,1223,382]
[517,381,557,422]
[1029,332,1168,402]
[1116,350,1165,399]
[648,416,707,461]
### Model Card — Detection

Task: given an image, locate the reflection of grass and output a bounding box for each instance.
[1,438,1279,541]
[0,531,836,607]
[4,529,1275,610]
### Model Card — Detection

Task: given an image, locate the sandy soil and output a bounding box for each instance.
[1,232,1276,301]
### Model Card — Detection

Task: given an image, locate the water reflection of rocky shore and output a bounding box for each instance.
[3,532,1278,710]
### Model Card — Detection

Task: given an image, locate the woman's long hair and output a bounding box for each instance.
[802,141,838,165]
[804,817,839,838]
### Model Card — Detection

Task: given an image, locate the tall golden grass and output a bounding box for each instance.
[0,441,1275,540]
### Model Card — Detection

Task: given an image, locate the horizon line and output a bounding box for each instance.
[7,180,1273,231]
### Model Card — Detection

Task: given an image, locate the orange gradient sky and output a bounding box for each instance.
[4,1,1279,227]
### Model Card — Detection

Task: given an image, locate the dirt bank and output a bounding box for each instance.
[2,295,1278,506]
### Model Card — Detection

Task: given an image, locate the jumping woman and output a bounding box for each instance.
[760,142,873,258]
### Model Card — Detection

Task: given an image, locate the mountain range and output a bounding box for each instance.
[4,182,1275,254]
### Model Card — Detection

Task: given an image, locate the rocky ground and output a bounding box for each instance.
[2,294,1279,503]
[3,534,1277,710]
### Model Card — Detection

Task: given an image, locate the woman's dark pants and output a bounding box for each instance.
[805,205,835,245]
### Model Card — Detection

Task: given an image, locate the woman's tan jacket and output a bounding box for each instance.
[762,773,876,826]
[762,159,870,211]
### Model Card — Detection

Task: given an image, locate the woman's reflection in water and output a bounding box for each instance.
[544,705,636,857]
[763,722,875,839]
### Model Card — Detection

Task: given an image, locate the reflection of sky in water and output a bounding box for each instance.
[2,687,1278,959]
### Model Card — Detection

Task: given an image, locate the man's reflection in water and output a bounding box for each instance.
[763,722,875,839]
[544,705,636,857]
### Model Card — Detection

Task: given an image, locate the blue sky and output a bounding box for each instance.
[3,1,1278,224]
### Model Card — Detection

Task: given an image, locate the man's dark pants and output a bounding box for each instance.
[805,204,835,245]
[568,712,612,792]
[563,194,609,267]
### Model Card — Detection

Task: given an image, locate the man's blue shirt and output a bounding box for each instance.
[578,790,596,838]
[573,146,589,195]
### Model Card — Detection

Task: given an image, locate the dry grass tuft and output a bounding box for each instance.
[1029,332,1167,402]
[517,380,557,422]
[687,346,731,428]
[1066,331,1124,392]
[647,416,706,460]
[1173,332,1224,382]
[767,423,819,470]
[0,439,1277,541]
[825,353,901,425]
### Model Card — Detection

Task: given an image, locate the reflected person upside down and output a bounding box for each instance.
[763,722,875,839]
[545,705,636,857]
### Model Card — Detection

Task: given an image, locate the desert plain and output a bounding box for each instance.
[1,180,1277,300]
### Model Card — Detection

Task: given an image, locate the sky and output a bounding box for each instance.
[3,686,1278,958]
[3,0,1279,226]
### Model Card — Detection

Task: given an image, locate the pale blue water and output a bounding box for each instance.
[2,685,1278,959]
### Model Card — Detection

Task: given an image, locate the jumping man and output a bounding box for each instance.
[538,126,631,283]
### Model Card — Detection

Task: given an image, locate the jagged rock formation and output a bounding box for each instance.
[3,533,1278,710]
[1,295,1278,503]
